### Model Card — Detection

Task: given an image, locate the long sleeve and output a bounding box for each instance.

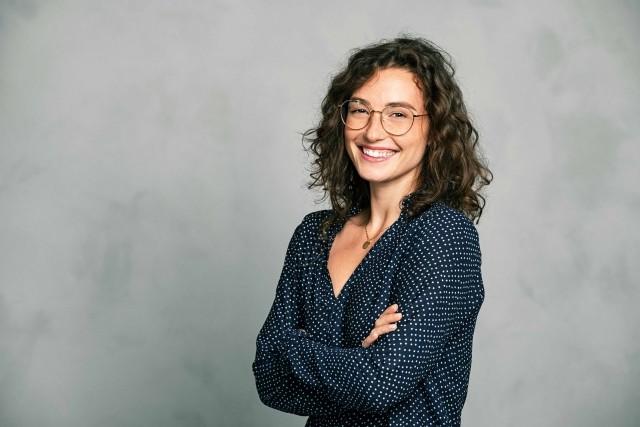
[252,220,348,416]
[280,213,485,414]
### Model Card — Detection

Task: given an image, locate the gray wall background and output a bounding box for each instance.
[1,1,638,426]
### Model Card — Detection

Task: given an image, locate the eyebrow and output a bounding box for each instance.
[351,97,419,112]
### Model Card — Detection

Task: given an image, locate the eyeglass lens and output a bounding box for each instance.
[340,100,415,135]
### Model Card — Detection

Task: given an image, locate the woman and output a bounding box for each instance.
[252,36,492,426]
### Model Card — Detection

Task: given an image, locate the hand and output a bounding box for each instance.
[361,303,403,348]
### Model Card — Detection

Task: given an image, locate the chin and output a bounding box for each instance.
[356,172,393,184]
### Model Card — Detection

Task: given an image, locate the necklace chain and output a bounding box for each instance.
[362,222,392,249]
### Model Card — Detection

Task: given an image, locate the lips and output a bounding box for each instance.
[358,145,398,162]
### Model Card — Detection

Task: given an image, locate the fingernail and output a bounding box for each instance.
[391,324,397,329]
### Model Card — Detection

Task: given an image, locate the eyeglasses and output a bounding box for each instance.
[338,99,428,136]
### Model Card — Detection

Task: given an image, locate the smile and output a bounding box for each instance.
[359,146,397,162]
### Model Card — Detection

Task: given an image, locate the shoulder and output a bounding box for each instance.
[288,208,333,243]
[300,209,333,228]
[406,201,480,256]
[396,203,483,301]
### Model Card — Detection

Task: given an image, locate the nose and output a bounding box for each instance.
[364,110,387,141]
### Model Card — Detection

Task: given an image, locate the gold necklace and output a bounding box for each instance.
[362,222,392,249]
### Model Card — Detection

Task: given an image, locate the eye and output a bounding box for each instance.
[386,109,409,119]
[350,108,369,115]
[384,106,413,120]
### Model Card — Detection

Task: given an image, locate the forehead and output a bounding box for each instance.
[352,67,424,107]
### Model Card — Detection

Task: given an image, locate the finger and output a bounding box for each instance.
[373,304,398,326]
[363,324,397,347]
[382,323,398,334]
[374,311,403,327]
[362,323,398,348]
[361,331,379,348]
[382,303,399,313]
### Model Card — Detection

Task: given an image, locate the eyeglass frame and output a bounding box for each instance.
[337,99,429,136]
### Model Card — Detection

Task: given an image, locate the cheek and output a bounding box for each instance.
[344,130,360,150]
[344,128,358,142]
[409,145,426,165]
[343,131,358,160]
[405,132,428,154]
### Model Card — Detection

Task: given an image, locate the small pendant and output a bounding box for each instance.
[362,240,370,249]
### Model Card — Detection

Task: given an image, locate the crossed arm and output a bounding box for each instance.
[252,213,484,415]
[252,222,348,416]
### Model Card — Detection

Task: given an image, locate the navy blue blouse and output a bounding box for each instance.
[252,194,485,426]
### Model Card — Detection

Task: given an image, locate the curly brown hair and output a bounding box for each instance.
[301,35,493,240]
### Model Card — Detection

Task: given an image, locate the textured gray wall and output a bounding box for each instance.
[1,1,638,426]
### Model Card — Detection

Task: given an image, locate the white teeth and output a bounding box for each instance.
[362,147,396,158]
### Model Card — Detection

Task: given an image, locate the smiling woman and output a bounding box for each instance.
[252,35,493,427]
[342,68,430,192]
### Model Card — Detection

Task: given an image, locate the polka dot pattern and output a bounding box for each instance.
[252,195,485,426]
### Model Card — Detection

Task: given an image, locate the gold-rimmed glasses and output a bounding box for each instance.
[338,99,428,136]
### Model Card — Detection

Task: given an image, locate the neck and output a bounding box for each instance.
[364,179,418,232]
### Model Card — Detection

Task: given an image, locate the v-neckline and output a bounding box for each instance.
[324,213,401,301]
